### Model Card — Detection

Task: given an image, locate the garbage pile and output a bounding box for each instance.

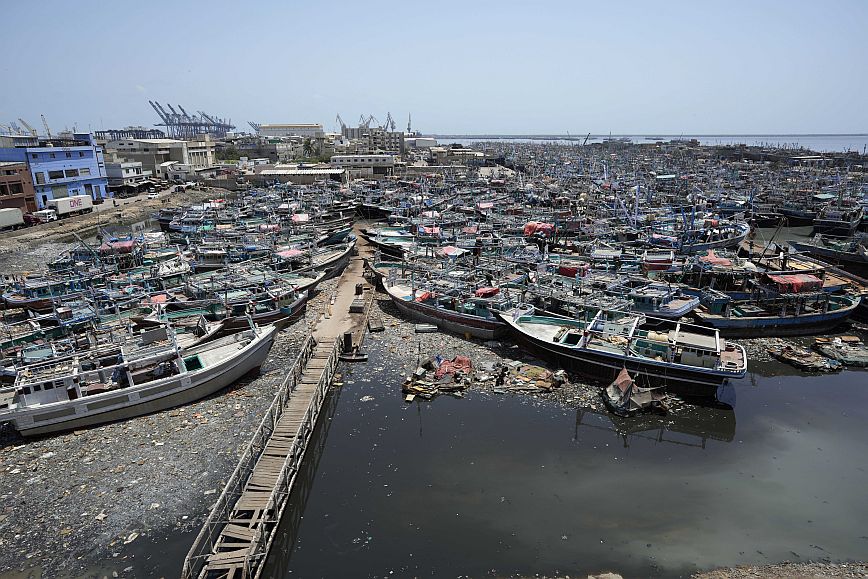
[768,341,842,373]
[403,355,474,401]
[481,359,568,394]
[402,355,569,401]
[814,336,868,367]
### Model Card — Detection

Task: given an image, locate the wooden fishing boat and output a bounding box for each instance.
[0,324,276,437]
[383,282,516,339]
[497,307,747,397]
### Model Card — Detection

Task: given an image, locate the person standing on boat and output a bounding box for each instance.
[473,237,482,265]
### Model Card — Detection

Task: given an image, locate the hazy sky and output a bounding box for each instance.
[1,0,866,135]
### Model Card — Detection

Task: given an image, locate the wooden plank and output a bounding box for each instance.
[207,548,250,563]
[221,524,257,541]
[235,496,271,510]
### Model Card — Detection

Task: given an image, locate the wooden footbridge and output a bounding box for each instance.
[182,233,374,579]
[181,335,340,579]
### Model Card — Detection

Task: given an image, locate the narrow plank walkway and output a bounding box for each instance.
[187,229,374,579]
[202,341,335,577]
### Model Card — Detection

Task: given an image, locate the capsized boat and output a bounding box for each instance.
[602,367,668,417]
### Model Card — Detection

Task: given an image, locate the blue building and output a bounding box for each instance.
[0,133,110,209]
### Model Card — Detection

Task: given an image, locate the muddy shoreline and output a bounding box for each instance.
[0,278,337,578]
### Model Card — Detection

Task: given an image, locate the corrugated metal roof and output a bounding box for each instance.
[259,169,344,175]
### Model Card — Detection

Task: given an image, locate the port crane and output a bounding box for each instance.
[382,112,396,132]
[18,118,37,137]
[41,115,52,139]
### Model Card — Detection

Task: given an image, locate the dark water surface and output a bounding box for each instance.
[260,339,868,578]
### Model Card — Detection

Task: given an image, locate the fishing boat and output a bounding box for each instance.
[813,205,863,236]
[623,283,700,319]
[789,233,868,277]
[497,307,747,396]
[0,323,276,437]
[694,274,861,337]
[384,281,517,339]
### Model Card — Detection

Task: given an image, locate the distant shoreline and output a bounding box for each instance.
[432,133,868,138]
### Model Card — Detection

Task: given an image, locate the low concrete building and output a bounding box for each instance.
[105,160,152,191]
[330,154,395,178]
[255,124,324,139]
[254,166,344,185]
[0,161,37,212]
[405,137,438,149]
[108,135,216,179]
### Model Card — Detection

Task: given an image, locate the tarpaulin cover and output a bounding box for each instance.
[98,240,136,254]
[143,294,170,304]
[438,246,468,257]
[474,287,499,297]
[435,355,473,379]
[477,202,494,210]
[612,368,634,394]
[462,226,479,235]
[766,273,823,293]
[699,249,732,267]
[259,224,280,232]
[419,226,441,235]
[523,221,555,236]
[276,249,304,259]
[414,291,434,302]
[291,213,309,222]
[558,264,588,278]
[421,211,440,218]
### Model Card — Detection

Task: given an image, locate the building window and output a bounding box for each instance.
[31,153,37,160]
[79,152,84,157]
[48,170,64,180]
[79,167,91,176]
[35,172,46,185]
[65,169,79,178]
[49,153,55,159]
[66,152,72,158]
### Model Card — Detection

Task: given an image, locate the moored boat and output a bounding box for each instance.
[497,307,747,397]
[0,324,276,437]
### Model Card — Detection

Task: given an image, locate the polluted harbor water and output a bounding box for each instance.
[0,132,866,579]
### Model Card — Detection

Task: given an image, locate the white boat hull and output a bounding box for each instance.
[6,327,276,437]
